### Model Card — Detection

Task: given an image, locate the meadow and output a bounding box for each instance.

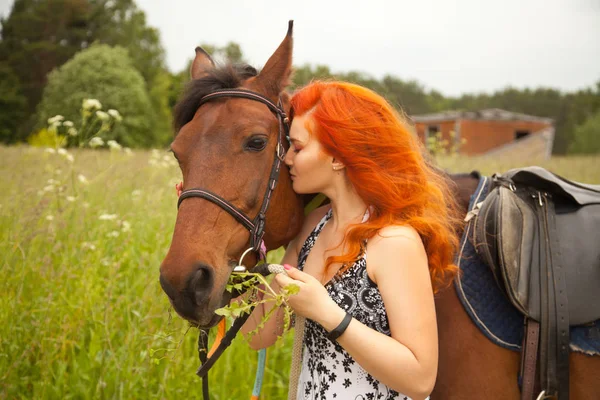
[1,145,598,399]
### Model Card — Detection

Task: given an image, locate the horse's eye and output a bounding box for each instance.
[245,136,268,152]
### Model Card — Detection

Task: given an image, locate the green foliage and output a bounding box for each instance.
[0,63,27,143]
[569,110,600,154]
[426,131,465,158]
[217,271,298,341]
[36,44,158,148]
[199,42,245,64]
[0,0,167,143]
[27,128,67,148]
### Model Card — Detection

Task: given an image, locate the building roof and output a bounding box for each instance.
[411,108,553,124]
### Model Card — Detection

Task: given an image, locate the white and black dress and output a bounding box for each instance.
[296,209,417,400]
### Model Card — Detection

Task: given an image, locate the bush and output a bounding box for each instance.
[27,128,67,148]
[36,44,159,148]
[569,111,600,154]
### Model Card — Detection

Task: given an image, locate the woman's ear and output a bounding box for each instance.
[331,158,345,171]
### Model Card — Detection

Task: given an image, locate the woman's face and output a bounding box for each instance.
[285,114,334,194]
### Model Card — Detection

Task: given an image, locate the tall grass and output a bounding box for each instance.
[1,145,598,399]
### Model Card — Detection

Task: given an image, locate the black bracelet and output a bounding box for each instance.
[327,312,352,341]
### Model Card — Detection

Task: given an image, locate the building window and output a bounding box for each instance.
[425,125,440,148]
[515,130,530,140]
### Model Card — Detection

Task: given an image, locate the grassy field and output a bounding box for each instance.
[1,145,598,400]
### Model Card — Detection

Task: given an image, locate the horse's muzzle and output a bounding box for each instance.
[159,263,221,326]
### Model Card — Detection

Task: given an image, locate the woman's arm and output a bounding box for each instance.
[277,225,437,400]
[240,205,332,350]
[240,236,300,350]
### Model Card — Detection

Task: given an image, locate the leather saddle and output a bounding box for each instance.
[472,166,600,400]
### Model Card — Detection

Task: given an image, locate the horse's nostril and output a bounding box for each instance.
[159,274,177,301]
[188,264,214,306]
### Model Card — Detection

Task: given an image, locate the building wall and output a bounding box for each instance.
[415,119,551,155]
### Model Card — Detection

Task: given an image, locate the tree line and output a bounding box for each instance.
[1,0,599,153]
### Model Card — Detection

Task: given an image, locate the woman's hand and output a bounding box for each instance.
[274,265,344,328]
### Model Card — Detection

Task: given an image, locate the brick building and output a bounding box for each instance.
[411,108,554,159]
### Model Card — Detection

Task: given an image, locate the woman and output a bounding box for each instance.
[241,81,459,400]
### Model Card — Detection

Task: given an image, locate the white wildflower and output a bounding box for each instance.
[66,196,76,202]
[66,154,74,163]
[107,231,120,238]
[43,185,54,192]
[46,215,54,221]
[148,158,158,166]
[45,148,56,154]
[77,174,89,185]
[121,221,131,232]
[83,99,102,110]
[99,213,118,221]
[83,202,90,208]
[132,189,142,197]
[89,137,104,148]
[124,147,132,155]
[47,178,58,185]
[151,149,161,158]
[68,127,78,137]
[96,111,109,121]
[57,148,68,156]
[82,242,96,251]
[107,140,122,151]
[101,258,111,266]
[63,121,74,127]
[47,115,64,125]
[107,109,122,122]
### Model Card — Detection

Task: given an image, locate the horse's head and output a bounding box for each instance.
[159,22,304,328]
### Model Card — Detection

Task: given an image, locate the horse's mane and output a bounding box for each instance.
[173,64,259,133]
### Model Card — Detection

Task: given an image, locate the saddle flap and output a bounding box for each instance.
[497,186,541,320]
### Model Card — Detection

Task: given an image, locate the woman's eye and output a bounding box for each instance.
[245,136,268,152]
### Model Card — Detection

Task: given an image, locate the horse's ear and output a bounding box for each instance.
[255,21,293,97]
[190,47,215,80]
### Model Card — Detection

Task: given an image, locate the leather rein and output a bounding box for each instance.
[176,88,290,400]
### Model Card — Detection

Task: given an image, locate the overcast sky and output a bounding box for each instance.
[1,0,598,96]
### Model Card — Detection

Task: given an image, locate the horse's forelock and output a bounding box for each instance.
[173,64,259,134]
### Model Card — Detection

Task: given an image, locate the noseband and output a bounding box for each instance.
[176,88,290,258]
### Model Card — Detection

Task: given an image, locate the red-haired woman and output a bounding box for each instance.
[242,81,459,400]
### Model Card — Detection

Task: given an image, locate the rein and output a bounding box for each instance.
[175,88,291,399]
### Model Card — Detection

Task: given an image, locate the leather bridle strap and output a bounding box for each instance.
[178,189,254,232]
[177,88,290,254]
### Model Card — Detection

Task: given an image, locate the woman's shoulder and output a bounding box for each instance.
[367,224,429,284]
[367,224,426,262]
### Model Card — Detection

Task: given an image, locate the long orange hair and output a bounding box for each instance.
[290,81,460,292]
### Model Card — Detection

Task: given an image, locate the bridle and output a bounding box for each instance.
[177,88,290,259]
[175,88,291,400]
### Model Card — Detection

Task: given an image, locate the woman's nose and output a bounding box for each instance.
[284,147,293,166]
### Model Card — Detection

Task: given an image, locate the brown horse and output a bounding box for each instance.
[159,23,600,399]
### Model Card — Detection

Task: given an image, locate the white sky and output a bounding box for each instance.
[1,0,599,96]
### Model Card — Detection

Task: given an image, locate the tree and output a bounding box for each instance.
[37,44,157,148]
[569,110,600,154]
[0,0,168,143]
[0,63,27,143]
[0,0,93,141]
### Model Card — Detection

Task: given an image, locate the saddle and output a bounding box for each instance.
[472,166,600,400]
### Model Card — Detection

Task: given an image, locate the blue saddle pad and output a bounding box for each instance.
[454,175,600,355]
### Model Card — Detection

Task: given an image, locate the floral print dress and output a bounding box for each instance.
[296,209,418,400]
